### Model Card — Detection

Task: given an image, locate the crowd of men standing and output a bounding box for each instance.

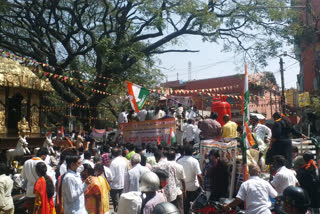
[0,104,319,214]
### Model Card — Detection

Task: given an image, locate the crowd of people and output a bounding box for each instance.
[0,108,319,214]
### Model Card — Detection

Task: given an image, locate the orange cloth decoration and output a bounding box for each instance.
[302,159,317,170]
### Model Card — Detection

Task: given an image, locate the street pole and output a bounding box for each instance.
[280,57,286,114]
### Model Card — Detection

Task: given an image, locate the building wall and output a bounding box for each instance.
[295,0,320,93]
[163,74,281,120]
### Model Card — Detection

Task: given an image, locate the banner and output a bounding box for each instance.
[119,118,176,144]
[200,139,238,178]
[298,92,311,107]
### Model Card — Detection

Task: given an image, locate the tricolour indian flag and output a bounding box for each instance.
[241,64,255,147]
[126,81,149,113]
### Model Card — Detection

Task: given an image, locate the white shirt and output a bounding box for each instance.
[0,174,14,210]
[20,157,44,197]
[188,110,197,120]
[118,112,128,123]
[118,191,142,214]
[103,166,113,183]
[169,161,186,195]
[237,176,277,214]
[124,164,149,193]
[271,166,298,196]
[60,162,67,176]
[110,156,128,189]
[184,124,198,142]
[153,110,166,120]
[62,170,88,214]
[138,109,148,121]
[177,156,201,191]
[250,124,272,141]
[176,107,184,116]
[154,159,179,202]
[82,159,94,168]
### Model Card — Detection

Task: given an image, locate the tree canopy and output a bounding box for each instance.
[0,0,295,126]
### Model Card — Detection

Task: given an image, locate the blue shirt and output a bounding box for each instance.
[62,170,88,214]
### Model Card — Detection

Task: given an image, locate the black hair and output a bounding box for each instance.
[152,168,169,179]
[103,145,110,153]
[154,150,163,161]
[272,155,286,168]
[84,151,91,160]
[184,144,193,156]
[141,143,146,150]
[112,148,120,157]
[210,150,220,158]
[135,146,143,154]
[0,162,6,175]
[292,146,299,154]
[273,112,281,119]
[83,163,95,176]
[36,147,49,157]
[250,116,259,122]
[93,155,101,164]
[155,107,160,115]
[35,162,54,199]
[210,112,218,120]
[167,150,176,161]
[94,163,107,178]
[141,154,147,166]
[303,153,314,163]
[66,155,81,169]
[163,146,170,158]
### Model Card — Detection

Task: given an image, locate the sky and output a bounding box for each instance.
[156,35,300,90]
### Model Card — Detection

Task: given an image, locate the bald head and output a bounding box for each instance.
[248,164,260,176]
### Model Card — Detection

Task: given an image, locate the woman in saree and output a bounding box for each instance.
[94,163,111,214]
[34,162,56,214]
[81,164,102,214]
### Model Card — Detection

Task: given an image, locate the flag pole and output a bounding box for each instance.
[242,63,248,181]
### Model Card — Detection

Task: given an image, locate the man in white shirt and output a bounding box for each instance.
[153,150,179,203]
[82,151,94,168]
[21,148,54,214]
[224,164,278,214]
[109,147,129,212]
[250,116,272,145]
[118,110,128,123]
[188,106,198,120]
[183,119,198,143]
[271,155,299,196]
[124,153,149,193]
[0,162,14,214]
[62,155,88,214]
[167,149,186,214]
[177,145,202,213]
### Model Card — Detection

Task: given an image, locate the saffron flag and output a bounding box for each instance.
[126,81,149,113]
[241,64,255,147]
[60,126,64,138]
[167,128,176,145]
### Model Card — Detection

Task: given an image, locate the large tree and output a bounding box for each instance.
[0,0,294,125]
